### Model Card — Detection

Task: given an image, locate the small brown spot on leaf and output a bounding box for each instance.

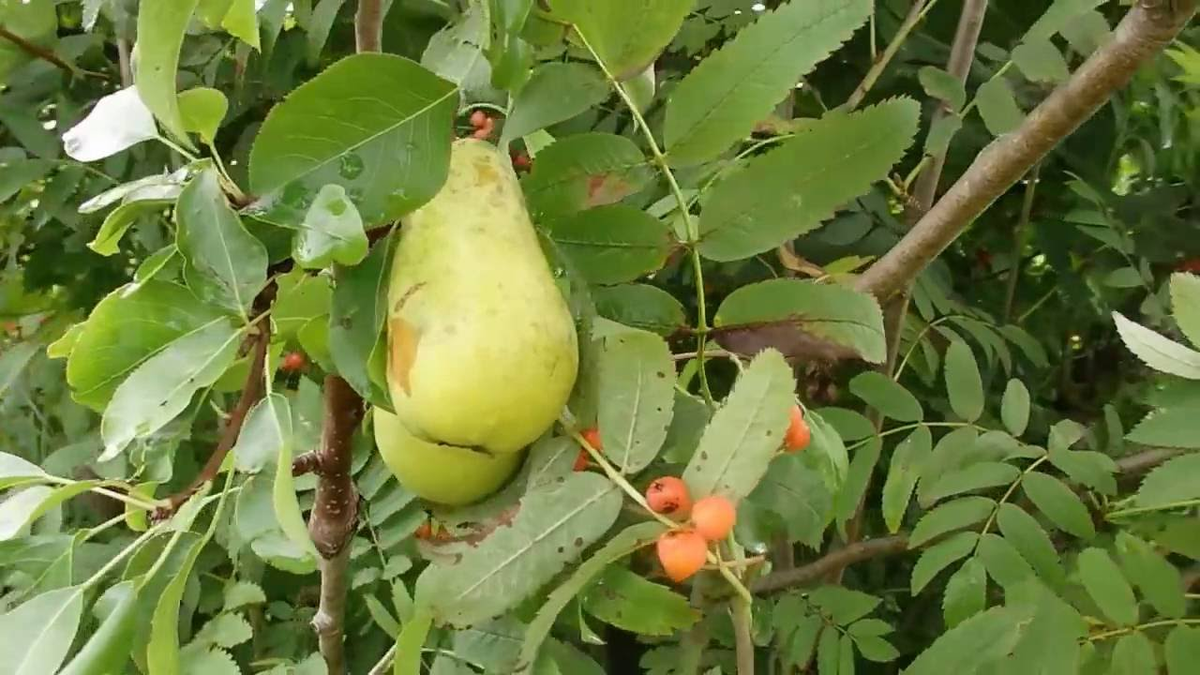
[574,537,584,547]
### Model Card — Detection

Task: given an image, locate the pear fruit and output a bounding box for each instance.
[386,138,578,453]
[373,408,523,506]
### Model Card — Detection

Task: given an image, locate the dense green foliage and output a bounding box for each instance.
[1,1,1198,674]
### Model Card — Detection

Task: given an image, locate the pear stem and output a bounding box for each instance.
[572,27,715,406]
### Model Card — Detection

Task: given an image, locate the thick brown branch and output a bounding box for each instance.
[856,0,1197,299]
[355,0,385,53]
[313,548,352,675]
[308,375,363,675]
[752,535,910,595]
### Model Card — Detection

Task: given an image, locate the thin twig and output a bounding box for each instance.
[845,0,939,110]
[856,0,1198,299]
[116,38,133,87]
[752,535,910,594]
[1002,164,1041,323]
[0,26,108,79]
[157,317,271,516]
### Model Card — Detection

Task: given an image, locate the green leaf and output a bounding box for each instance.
[394,607,433,675]
[919,426,980,497]
[66,279,228,411]
[89,199,172,257]
[223,582,266,611]
[263,394,320,561]
[1135,453,1200,508]
[911,531,977,594]
[177,167,268,315]
[1113,311,1200,379]
[918,66,966,111]
[975,76,1024,137]
[942,558,986,627]
[549,205,672,285]
[135,0,200,148]
[809,585,880,625]
[1171,272,1200,348]
[1021,471,1095,539]
[881,426,932,533]
[995,503,1066,586]
[582,566,699,636]
[696,99,918,260]
[1109,632,1157,675]
[0,585,85,675]
[817,624,839,675]
[593,284,687,336]
[835,437,880,532]
[1,483,100,540]
[421,1,494,102]
[919,462,1021,508]
[304,0,346,64]
[747,452,833,548]
[1048,448,1117,495]
[1166,626,1200,675]
[818,408,875,442]
[1076,547,1138,626]
[1115,532,1185,619]
[976,534,1035,590]
[328,233,394,409]
[501,63,609,146]
[714,279,887,364]
[848,372,922,421]
[777,607,822,669]
[550,0,692,79]
[178,88,228,146]
[799,410,849,492]
[0,341,39,402]
[292,184,368,269]
[909,496,995,548]
[191,613,253,649]
[1012,39,1069,83]
[1001,379,1030,436]
[415,472,622,627]
[851,634,899,663]
[248,54,457,228]
[682,349,795,500]
[663,0,872,166]
[58,580,140,675]
[522,133,651,220]
[100,319,242,459]
[904,605,1033,675]
[515,521,666,673]
[1126,407,1200,449]
[924,113,963,156]
[0,451,47,489]
[597,330,675,473]
[1104,266,1144,289]
[944,340,983,422]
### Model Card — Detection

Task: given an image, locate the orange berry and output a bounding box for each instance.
[646,476,693,518]
[785,405,811,452]
[691,495,736,542]
[281,351,307,372]
[657,530,707,583]
[573,450,589,472]
[414,521,433,540]
[511,152,531,171]
[469,109,488,128]
[471,117,494,140]
[581,427,602,451]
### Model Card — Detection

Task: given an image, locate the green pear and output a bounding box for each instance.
[386,138,578,453]
[373,408,523,506]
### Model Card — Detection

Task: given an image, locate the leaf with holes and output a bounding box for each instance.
[682,349,795,500]
[415,472,622,627]
[696,99,918,261]
[596,329,675,473]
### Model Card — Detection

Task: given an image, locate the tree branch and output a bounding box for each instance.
[856,0,1197,299]
[752,535,910,595]
[308,375,364,675]
[0,26,108,79]
[355,0,386,53]
[845,0,934,110]
[157,315,271,516]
